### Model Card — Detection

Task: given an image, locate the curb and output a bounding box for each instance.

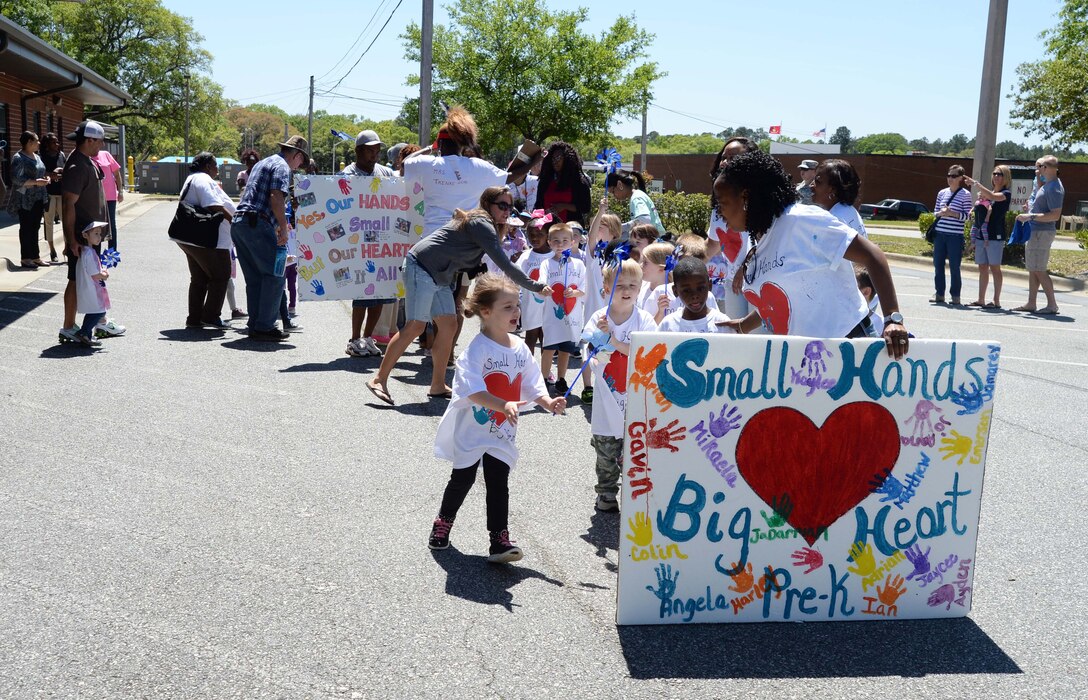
[884,252,1086,294]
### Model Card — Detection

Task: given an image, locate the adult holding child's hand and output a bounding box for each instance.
[713,151,910,359]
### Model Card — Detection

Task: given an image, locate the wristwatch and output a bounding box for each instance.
[883,312,904,325]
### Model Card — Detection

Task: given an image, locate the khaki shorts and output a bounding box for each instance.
[1025,229,1056,271]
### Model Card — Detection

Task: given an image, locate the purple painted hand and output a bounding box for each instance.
[904,544,932,580]
[708,403,742,438]
[800,340,833,377]
[927,583,956,610]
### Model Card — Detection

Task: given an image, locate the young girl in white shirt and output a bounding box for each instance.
[637,241,674,324]
[430,274,567,563]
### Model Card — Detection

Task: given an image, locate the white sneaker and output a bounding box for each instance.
[94,318,127,338]
[346,338,371,357]
[595,494,620,512]
[59,325,81,342]
[363,337,383,357]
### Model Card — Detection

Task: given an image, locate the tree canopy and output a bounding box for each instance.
[401,0,664,149]
[1010,0,1088,148]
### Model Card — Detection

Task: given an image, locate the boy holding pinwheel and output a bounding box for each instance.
[538,223,586,396]
[583,257,656,512]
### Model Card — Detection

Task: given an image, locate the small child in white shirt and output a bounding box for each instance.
[538,223,586,395]
[658,257,734,333]
[73,221,112,347]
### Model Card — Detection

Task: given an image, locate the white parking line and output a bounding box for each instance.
[911,315,1088,333]
[1001,355,1088,368]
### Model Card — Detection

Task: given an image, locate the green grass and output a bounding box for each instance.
[864,219,921,230]
[869,234,1088,278]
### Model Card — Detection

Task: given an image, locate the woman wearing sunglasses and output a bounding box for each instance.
[963,165,1012,308]
[930,165,974,305]
[366,187,548,406]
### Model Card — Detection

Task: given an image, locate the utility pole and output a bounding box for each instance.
[183,72,190,163]
[307,75,314,158]
[419,0,434,145]
[640,101,648,173]
[971,0,1009,188]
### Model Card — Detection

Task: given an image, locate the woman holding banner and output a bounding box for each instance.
[366,187,549,405]
[713,151,910,359]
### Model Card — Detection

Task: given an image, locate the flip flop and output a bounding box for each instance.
[967,301,985,307]
[366,381,395,405]
[427,390,453,400]
[1035,307,1059,315]
[1012,305,1036,312]
[984,302,1001,309]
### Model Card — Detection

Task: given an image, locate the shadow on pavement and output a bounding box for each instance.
[580,510,620,574]
[431,547,564,613]
[618,616,1021,679]
[281,356,377,374]
[158,328,229,342]
[220,338,297,352]
[39,342,97,358]
[0,291,55,332]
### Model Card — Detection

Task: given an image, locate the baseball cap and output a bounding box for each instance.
[67,120,105,140]
[799,159,818,170]
[356,130,384,147]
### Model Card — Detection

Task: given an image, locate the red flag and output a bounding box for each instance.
[769,125,782,135]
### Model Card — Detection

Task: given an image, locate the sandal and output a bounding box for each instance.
[427,389,453,400]
[366,381,395,406]
[967,301,985,307]
[984,302,1001,309]
[1012,305,1036,312]
[1035,307,1059,315]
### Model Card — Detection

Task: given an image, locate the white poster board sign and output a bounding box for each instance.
[617,334,1000,625]
[293,174,425,301]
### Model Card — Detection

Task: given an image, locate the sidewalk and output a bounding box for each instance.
[0,191,155,293]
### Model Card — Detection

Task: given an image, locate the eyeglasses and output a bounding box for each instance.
[992,172,1003,176]
[493,202,513,212]
[946,175,959,179]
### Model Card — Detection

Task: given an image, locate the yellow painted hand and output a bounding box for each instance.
[939,430,972,465]
[625,511,653,547]
[370,177,382,192]
[847,541,876,577]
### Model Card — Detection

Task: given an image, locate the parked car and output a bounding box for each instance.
[859,199,931,220]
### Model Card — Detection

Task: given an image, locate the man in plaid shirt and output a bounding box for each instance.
[232,135,309,341]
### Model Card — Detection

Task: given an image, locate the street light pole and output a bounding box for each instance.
[183,72,191,163]
[419,0,434,145]
[971,0,1009,187]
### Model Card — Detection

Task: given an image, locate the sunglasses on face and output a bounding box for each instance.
[992,172,1003,176]
[493,202,513,212]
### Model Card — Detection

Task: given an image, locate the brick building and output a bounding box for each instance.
[0,15,129,186]
[635,151,1088,217]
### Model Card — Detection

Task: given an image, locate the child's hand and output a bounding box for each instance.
[596,315,610,333]
[565,288,585,298]
[656,293,670,312]
[503,401,522,425]
[546,396,567,415]
[731,267,745,295]
[599,196,609,209]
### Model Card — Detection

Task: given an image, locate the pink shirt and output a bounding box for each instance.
[94,151,122,201]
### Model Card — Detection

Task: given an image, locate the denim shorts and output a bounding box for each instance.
[403,254,456,321]
[973,239,1004,266]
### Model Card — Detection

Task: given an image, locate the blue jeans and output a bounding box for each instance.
[231,217,285,332]
[933,233,964,298]
[80,312,105,338]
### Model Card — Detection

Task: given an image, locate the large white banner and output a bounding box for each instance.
[617,334,1000,625]
[293,174,425,301]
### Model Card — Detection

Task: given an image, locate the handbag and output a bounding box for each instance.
[168,178,224,248]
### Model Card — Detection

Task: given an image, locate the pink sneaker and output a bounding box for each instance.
[372,334,392,345]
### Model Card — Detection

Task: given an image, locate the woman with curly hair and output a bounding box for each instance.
[716,151,909,358]
[811,158,866,237]
[608,168,666,237]
[705,136,758,317]
[531,141,591,226]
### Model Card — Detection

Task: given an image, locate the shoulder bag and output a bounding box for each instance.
[168,177,224,248]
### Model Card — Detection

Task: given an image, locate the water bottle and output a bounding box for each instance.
[274,245,287,277]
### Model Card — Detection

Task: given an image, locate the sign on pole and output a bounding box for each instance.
[617,334,999,625]
[293,174,425,301]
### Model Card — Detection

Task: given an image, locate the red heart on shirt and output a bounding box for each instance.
[603,351,629,394]
[715,227,744,263]
[735,402,901,545]
[550,283,578,315]
[483,372,523,427]
[743,282,791,334]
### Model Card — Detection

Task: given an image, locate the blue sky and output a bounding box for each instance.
[166,0,1072,146]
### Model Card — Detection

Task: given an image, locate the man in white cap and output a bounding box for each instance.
[340,131,398,358]
[59,120,126,341]
[796,159,818,205]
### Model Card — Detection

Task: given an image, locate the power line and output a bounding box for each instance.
[324,0,406,93]
[315,0,394,82]
[234,86,309,103]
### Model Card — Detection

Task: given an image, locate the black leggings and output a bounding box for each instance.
[438,453,510,533]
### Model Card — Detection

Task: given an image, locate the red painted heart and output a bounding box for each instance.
[603,351,629,394]
[715,227,744,263]
[483,372,523,426]
[735,402,901,545]
[550,283,577,315]
[744,282,791,335]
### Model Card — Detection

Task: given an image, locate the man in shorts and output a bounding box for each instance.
[1014,155,1064,315]
[341,130,397,357]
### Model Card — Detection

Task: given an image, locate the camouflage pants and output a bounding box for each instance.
[589,435,623,496]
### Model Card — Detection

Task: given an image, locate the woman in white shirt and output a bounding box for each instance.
[172,152,236,329]
[716,151,910,359]
[811,159,867,238]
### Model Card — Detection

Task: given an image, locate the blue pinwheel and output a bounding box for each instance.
[596,147,622,189]
[101,248,121,269]
[592,240,609,263]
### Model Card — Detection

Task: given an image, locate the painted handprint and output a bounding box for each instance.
[927,583,956,610]
[939,430,972,465]
[870,470,905,503]
[759,493,793,528]
[553,305,566,320]
[472,406,493,425]
[311,279,325,296]
[366,260,376,273]
[904,544,932,581]
[370,177,382,193]
[338,178,352,195]
[790,547,824,574]
[708,403,742,438]
[905,399,940,436]
[950,381,984,415]
[727,562,755,594]
[299,243,313,261]
[630,343,667,391]
[645,564,679,603]
[800,340,833,377]
[646,418,686,452]
[625,512,653,547]
[847,541,877,577]
[877,574,907,607]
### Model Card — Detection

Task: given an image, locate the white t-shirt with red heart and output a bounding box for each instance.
[538,256,587,346]
[658,307,734,334]
[741,203,868,338]
[583,307,658,438]
[434,333,548,469]
[517,249,552,331]
[707,210,751,283]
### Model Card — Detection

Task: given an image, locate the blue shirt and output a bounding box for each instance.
[1029,179,1064,234]
[236,152,292,224]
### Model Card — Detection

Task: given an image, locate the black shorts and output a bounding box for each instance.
[543,340,579,354]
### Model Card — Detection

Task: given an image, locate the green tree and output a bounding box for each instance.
[853,132,909,155]
[400,0,664,148]
[1010,0,1088,148]
[829,126,852,152]
[0,0,53,33]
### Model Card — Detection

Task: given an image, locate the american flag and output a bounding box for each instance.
[813,127,827,138]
